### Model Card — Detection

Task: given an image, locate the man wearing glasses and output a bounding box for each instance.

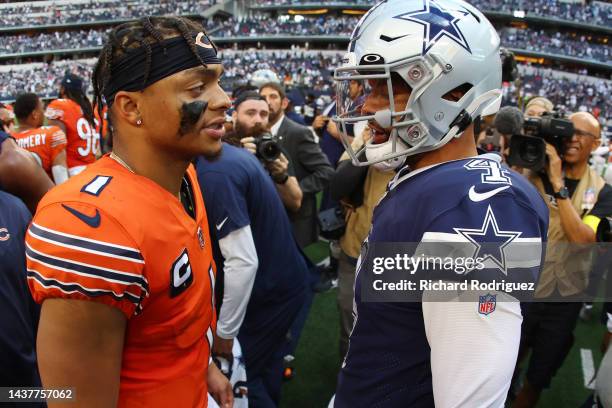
[513,111,612,407]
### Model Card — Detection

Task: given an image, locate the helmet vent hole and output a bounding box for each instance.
[442,83,473,102]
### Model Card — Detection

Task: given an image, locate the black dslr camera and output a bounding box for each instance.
[507,112,574,171]
[255,133,281,163]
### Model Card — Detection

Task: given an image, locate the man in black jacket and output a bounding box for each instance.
[260,82,334,249]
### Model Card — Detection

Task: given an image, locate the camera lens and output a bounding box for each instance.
[260,141,280,162]
[522,143,540,163]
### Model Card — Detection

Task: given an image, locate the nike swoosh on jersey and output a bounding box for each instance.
[216,217,229,231]
[62,204,101,228]
[468,185,510,202]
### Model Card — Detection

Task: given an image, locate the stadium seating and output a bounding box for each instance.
[1,51,609,124]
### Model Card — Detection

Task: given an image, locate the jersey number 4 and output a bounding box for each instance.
[464,159,512,185]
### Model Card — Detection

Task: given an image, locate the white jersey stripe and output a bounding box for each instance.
[26,242,149,294]
[28,228,145,264]
[32,222,141,253]
[421,231,542,243]
[27,268,141,303]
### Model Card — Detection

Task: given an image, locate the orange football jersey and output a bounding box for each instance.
[11,126,66,179]
[45,98,100,170]
[26,156,216,408]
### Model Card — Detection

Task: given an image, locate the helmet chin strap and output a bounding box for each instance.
[438,89,502,147]
[364,89,501,169]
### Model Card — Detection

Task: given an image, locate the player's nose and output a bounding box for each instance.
[207,84,231,112]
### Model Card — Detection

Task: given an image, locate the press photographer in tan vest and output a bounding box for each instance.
[513,111,612,407]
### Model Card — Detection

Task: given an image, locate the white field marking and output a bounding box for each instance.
[580,348,596,390]
[317,257,331,267]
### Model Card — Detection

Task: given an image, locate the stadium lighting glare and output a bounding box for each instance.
[342,10,367,15]
[288,9,328,15]
[513,10,526,18]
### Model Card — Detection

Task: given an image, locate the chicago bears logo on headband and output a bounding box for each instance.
[195,32,214,49]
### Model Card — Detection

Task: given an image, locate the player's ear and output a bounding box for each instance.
[281,97,289,110]
[232,110,237,125]
[113,91,142,128]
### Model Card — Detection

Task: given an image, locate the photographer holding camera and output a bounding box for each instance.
[229,92,303,212]
[512,111,612,408]
[260,82,334,249]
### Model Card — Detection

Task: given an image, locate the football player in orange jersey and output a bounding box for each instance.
[0,131,53,213]
[26,16,232,408]
[0,102,16,133]
[45,74,100,176]
[12,93,69,184]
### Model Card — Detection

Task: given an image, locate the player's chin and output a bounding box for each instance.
[197,127,225,160]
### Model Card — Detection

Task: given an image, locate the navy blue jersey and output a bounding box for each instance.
[335,154,548,408]
[0,190,41,389]
[196,144,308,304]
[319,103,345,168]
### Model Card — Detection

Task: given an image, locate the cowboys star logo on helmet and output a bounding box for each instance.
[394,0,472,55]
[333,0,503,171]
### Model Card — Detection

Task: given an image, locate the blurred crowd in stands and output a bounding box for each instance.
[2,18,610,65]
[503,68,611,121]
[499,29,610,65]
[469,0,611,26]
[221,50,338,93]
[212,15,355,37]
[1,0,215,27]
[250,0,611,26]
[1,0,610,28]
[1,52,609,126]
[0,29,109,55]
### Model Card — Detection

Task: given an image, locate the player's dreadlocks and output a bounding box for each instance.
[92,16,217,136]
[62,86,95,127]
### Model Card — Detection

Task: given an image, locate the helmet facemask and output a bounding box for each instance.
[334,52,453,169]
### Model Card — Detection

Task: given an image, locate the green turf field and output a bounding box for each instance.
[280,241,608,408]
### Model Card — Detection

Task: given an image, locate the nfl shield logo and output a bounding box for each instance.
[478,293,496,316]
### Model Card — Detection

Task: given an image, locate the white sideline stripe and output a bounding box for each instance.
[580,348,596,390]
[317,257,330,267]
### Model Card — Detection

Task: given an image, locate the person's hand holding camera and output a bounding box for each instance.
[313,114,329,130]
[326,118,342,141]
[266,153,290,184]
[545,142,564,191]
[240,136,257,155]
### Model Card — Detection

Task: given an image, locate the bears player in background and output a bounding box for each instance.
[26,16,232,408]
[45,73,99,176]
[332,0,548,407]
[0,131,53,214]
[0,102,16,133]
[12,93,69,185]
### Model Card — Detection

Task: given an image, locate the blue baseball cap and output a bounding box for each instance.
[61,74,84,92]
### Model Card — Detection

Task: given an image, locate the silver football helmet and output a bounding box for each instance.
[333,0,503,169]
[250,69,281,88]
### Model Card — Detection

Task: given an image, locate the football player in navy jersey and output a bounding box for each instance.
[332,0,549,407]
